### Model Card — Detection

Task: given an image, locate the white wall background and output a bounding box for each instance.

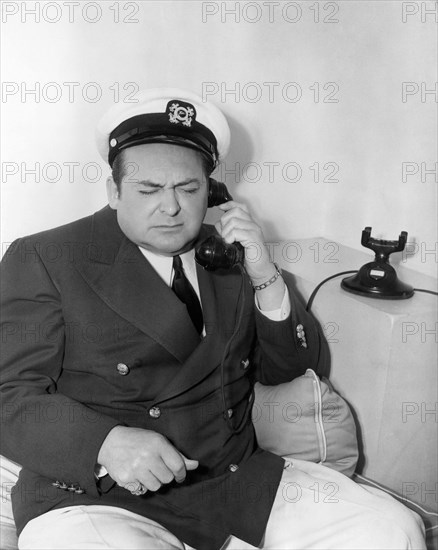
[1,0,437,277]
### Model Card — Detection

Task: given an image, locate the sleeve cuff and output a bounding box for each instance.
[94,464,108,479]
[255,286,291,321]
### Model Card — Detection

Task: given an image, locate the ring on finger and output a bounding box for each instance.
[130,483,147,496]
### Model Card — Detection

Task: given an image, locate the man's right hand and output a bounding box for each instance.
[97,426,199,494]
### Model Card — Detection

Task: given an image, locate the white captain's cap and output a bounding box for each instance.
[96,87,230,170]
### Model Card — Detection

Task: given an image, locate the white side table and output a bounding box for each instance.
[272,238,437,518]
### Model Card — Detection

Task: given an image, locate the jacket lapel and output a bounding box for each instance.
[74,206,200,364]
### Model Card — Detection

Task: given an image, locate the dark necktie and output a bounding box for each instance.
[172,255,204,335]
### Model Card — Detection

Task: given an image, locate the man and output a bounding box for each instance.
[0,89,425,549]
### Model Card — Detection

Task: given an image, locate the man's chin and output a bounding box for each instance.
[140,235,198,256]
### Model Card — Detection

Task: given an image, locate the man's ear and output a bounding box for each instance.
[106,176,120,209]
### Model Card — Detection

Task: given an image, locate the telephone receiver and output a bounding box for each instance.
[194,179,244,271]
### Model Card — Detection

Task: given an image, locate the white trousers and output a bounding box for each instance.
[18,459,426,550]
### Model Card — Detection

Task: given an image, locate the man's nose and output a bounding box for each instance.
[159,189,181,216]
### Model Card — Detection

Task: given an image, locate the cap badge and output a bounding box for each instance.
[167,101,195,127]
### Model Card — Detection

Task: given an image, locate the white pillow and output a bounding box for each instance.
[253,369,359,477]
